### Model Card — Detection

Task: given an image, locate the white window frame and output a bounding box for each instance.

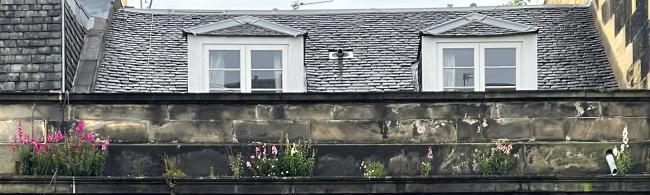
[187,36,305,93]
[203,45,288,93]
[422,34,538,91]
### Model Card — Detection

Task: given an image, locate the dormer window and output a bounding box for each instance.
[421,13,539,91]
[184,16,306,93]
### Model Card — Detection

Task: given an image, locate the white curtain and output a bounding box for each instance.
[443,53,455,87]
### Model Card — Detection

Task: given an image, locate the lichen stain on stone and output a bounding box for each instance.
[388,152,420,176]
[527,146,600,174]
[462,113,479,125]
[581,183,592,192]
[574,102,585,117]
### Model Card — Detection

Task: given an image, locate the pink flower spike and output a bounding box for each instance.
[86,134,94,142]
[76,120,85,133]
[271,145,278,155]
[56,131,63,142]
[47,134,54,143]
[101,138,110,151]
[246,161,252,168]
[427,147,433,159]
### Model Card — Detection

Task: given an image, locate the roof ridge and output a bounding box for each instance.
[122,4,590,15]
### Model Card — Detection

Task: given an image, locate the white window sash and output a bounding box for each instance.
[479,42,521,91]
[437,42,521,92]
[246,45,288,92]
[203,45,287,93]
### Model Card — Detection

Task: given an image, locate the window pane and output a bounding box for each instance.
[209,50,240,69]
[443,68,474,88]
[251,50,282,69]
[443,48,474,67]
[209,70,240,89]
[251,70,282,89]
[485,48,516,66]
[486,68,516,87]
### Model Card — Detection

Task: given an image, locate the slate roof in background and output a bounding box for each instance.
[64,0,89,91]
[202,24,290,36]
[95,5,618,92]
[437,22,522,36]
[0,0,64,92]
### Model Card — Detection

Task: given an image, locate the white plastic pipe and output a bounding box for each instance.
[605,149,617,176]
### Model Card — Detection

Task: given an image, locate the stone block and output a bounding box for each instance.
[332,104,381,120]
[311,120,379,143]
[233,120,309,143]
[436,145,483,175]
[385,119,455,143]
[104,145,174,176]
[602,102,650,117]
[0,104,60,120]
[566,118,650,141]
[282,104,334,120]
[524,144,610,175]
[0,120,46,143]
[85,120,149,143]
[455,117,487,142]
[0,145,17,175]
[532,119,566,141]
[150,121,233,143]
[315,154,359,176]
[495,102,583,118]
[384,103,431,120]
[168,104,255,120]
[73,105,166,122]
[177,146,229,177]
[387,152,420,176]
[454,103,492,119]
[483,118,532,140]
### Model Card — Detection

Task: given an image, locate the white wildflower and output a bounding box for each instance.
[613,147,619,156]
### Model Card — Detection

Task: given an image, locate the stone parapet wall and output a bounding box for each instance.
[0,91,648,176]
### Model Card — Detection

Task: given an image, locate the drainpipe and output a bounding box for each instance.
[61,0,66,93]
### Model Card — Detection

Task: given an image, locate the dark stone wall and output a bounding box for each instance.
[0,92,649,176]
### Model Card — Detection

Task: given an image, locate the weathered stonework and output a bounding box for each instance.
[1,92,650,176]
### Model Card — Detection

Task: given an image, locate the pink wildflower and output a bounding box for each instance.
[47,134,54,143]
[76,120,85,133]
[32,140,41,153]
[101,138,110,151]
[10,137,18,151]
[250,155,255,159]
[271,145,278,155]
[262,143,267,156]
[56,131,63,142]
[246,161,252,168]
[17,121,27,144]
[86,134,94,142]
[427,147,433,159]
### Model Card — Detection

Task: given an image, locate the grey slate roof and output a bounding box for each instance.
[438,22,521,36]
[95,5,618,92]
[0,0,63,92]
[64,0,89,91]
[202,24,290,36]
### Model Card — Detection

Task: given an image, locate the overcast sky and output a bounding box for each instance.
[127,0,544,10]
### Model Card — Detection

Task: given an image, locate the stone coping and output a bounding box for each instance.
[0,90,649,104]
[1,175,650,194]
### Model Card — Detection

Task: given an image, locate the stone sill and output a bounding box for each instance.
[1,175,650,194]
[0,90,649,104]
